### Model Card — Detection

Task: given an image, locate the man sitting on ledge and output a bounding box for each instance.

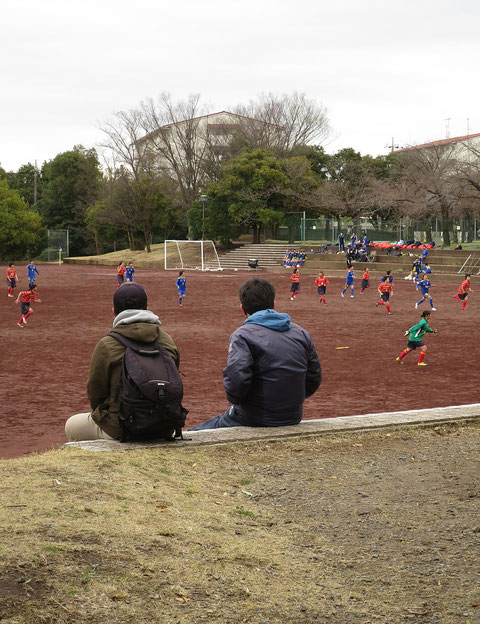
[190,278,321,431]
[65,283,180,441]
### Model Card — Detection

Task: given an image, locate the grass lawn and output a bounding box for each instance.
[1,423,479,623]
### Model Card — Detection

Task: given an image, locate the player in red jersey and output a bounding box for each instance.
[116,261,126,288]
[360,268,370,293]
[6,263,18,297]
[453,274,473,310]
[290,267,300,300]
[15,284,41,327]
[314,271,329,304]
[376,279,393,314]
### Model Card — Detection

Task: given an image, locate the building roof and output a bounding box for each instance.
[395,132,480,152]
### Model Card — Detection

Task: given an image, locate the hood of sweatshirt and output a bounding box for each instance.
[243,309,291,332]
[110,309,161,343]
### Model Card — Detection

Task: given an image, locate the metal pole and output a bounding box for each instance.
[66,230,69,257]
[302,211,306,243]
[475,218,477,251]
[34,160,38,207]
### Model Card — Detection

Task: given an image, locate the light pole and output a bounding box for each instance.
[200,194,207,240]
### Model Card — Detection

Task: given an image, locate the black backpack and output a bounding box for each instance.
[109,331,188,442]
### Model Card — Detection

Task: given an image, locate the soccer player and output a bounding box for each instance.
[376,277,393,314]
[125,262,135,282]
[381,269,394,284]
[290,267,300,300]
[176,271,187,306]
[26,260,39,288]
[6,263,18,297]
[362,233,368,250]
[453,274,473,310]
[116,261,126,288]
[415,275,436,311]
[360,268,370,293]
[396,310,437,367]
[338,232,345,253]
[341,268,355,298]
[314,271,329,304]
[15,284,41,327]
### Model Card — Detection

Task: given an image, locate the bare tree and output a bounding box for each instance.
[394,144,478,246]
[138,93,215,212]
[233,92,331,155]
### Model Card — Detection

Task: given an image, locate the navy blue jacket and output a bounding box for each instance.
[223,310,321,426]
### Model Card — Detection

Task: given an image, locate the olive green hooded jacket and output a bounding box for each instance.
[87,309,179,439]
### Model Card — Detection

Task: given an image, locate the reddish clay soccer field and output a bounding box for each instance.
[1,264,479,458]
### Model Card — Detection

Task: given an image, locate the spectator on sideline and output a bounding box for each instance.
[65,283,180,441]
[190,278,321,430]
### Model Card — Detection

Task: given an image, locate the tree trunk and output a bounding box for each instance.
[252,225,260,244]
[440,201,451,247]
[144,225,152,253]
[425,219,432,243]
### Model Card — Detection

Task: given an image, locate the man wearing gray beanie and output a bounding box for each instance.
[65,283,180,441]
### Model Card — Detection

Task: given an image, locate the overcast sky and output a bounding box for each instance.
[1,0,479,171]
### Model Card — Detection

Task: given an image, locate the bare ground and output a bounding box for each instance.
[0,422,479,623]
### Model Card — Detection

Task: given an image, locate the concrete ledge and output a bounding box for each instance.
[63,403,480,453]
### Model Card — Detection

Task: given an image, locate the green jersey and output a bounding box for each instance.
[407,318,433,342]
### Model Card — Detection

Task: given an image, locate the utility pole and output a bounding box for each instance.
[385,138,399,153]
[466,118,470,136]
[444,118,451,139]
[33,160,38,206]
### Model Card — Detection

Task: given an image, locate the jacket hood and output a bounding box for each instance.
[243,309,291,332]
[111,309,161,343]
[113,309,160,327]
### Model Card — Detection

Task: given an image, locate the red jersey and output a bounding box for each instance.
[458,279,471,294]
[290,273,300,284]
[117,265,126,276]
[378,282,393,294]
[314,276,329,287]
[18,290,38,303]
[6,268,17,279]
[362,271,370,280]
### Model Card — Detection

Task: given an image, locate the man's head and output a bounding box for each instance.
[239,278,275,316]
[421,310,431,320]
[113,283,148,315]
[29,283,37,292]
[8,262,14,268]
[465,274,471,282]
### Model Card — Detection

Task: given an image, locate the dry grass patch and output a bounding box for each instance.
[0,424,479,623]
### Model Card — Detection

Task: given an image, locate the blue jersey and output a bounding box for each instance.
[421,249,428,259]
[412,260,422,273]
[345,270,354,284]
[27,263,39,280]
[176,277,186,293]
[419,279,431,295]
[381,274,394,284]
[125,266,135,280]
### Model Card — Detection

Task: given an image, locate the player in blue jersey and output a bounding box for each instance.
[26,260,39,288]
[341,268,355,298]
[125,262,135,282]
[381,269,394,284]
[176,271,187,306]
[415,275,436,311]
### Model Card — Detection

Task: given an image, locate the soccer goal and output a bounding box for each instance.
[164,240,223,271]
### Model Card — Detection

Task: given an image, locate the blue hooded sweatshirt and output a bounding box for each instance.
[223,309,322,427]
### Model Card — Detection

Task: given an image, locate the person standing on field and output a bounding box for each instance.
[396,310,437,367]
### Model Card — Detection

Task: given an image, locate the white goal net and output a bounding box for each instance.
[164,240,222,271]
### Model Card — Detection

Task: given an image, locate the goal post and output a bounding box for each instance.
[164,240,222,271]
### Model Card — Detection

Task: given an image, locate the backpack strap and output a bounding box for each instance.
[109,331,160,356]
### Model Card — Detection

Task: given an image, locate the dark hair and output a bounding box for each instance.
[29,283,37,290]
[8,262,13,267]
[113,283,148,314]
[178,271,184,276]
[386,270,391,275]
[421,310,431,318]
[239,278,275,315]
[465,274,471,278]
